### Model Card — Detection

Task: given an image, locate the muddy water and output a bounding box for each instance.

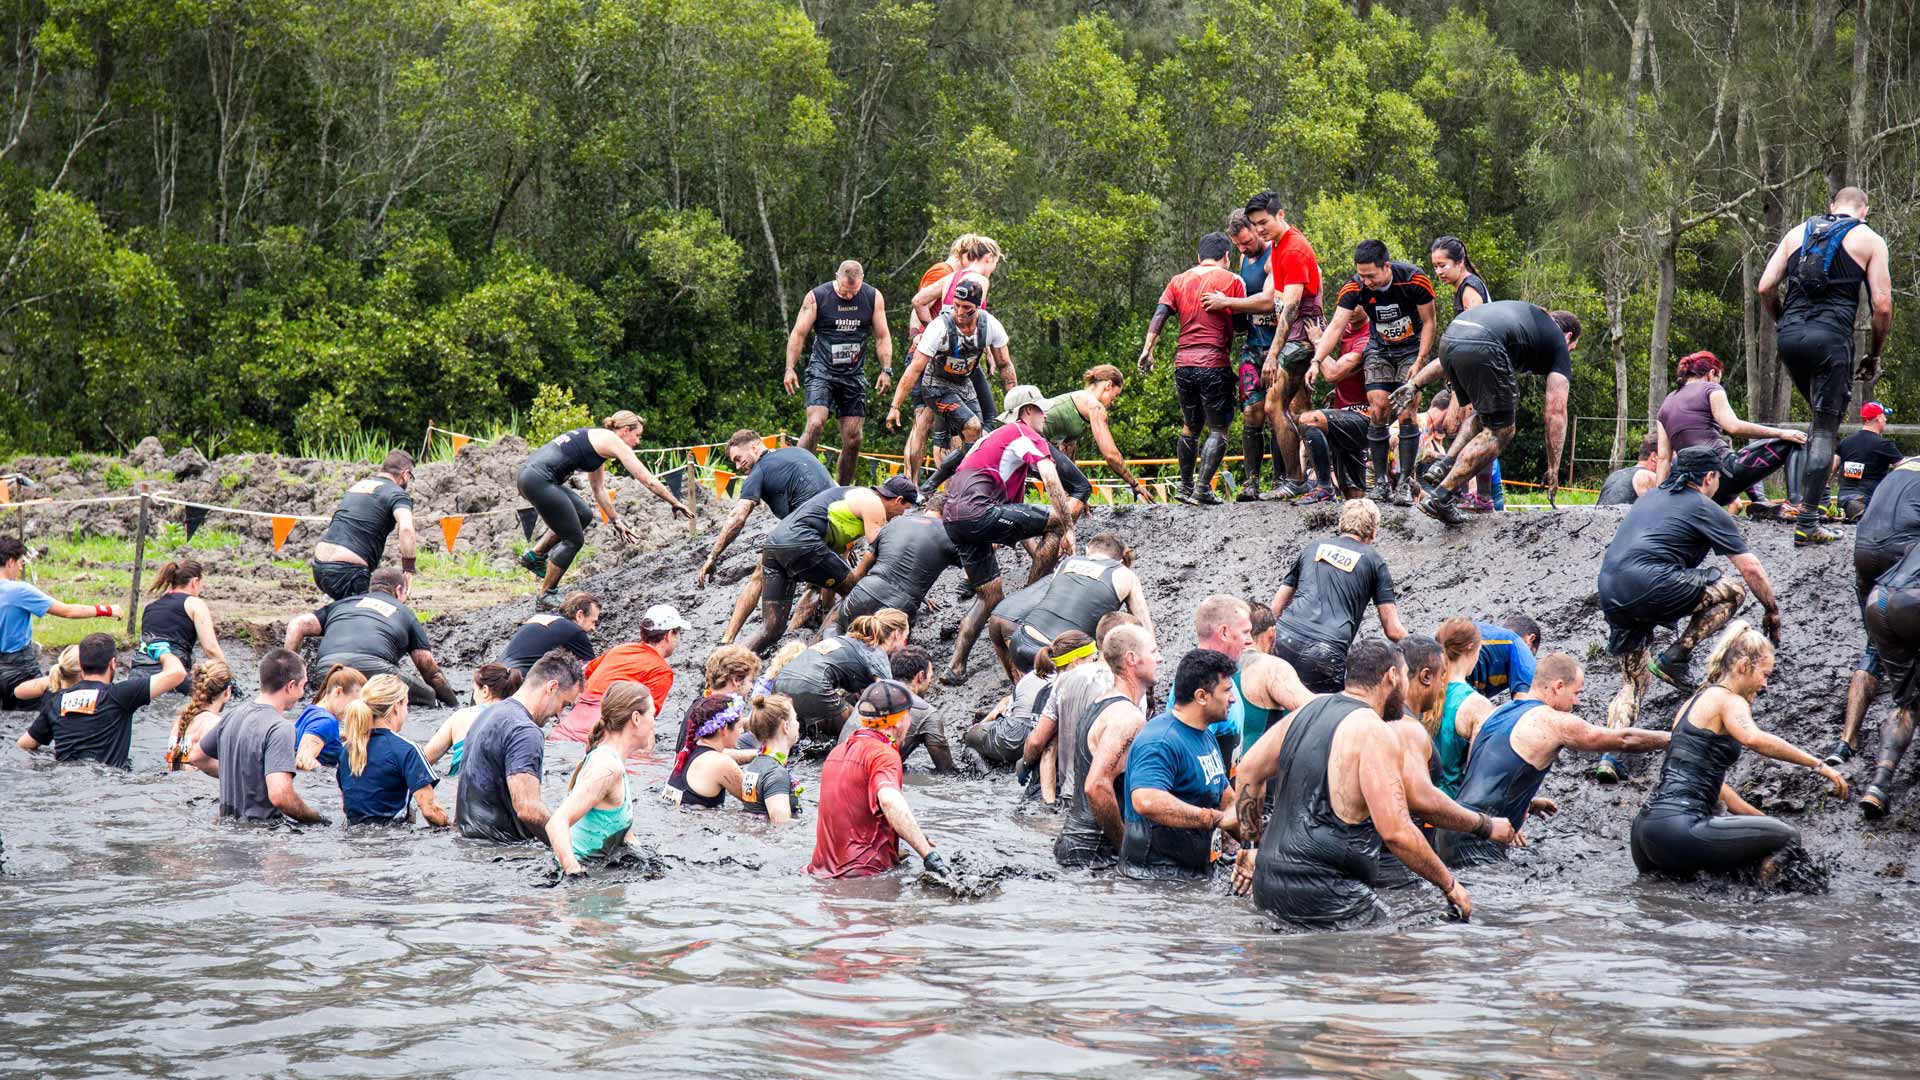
[4,699,1919,1079]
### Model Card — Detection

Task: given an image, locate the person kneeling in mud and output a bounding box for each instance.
[836,646,956,772]
[1596,445,1784,781]
[1433,653,1671,868]
[1230,639,1473,928]
[283,568,459,708]
[740,693,803,824]
[807,680,950,881]
[547,681,657,875]
[985,533,1153,684]
[965,632,1093,774]
[773,609,910,739]
[1117,649,1239,881]
[1632,622,1847,878]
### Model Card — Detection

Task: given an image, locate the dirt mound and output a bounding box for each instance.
[436,497,1914,883]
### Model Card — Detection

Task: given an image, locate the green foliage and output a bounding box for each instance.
[102,464,138,490]
[527,384,592,447]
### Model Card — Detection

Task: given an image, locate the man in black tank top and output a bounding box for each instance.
[1758,186,1893,545]
[986,534,1153,682]
[784,261,895,484]
[1597,434,1660,506]
[310,451,417,601]
[1056,624,1158,869]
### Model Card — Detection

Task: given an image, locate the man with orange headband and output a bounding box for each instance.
[807,680,949,880]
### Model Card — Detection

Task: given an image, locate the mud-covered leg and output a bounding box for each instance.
[1863,706,1916,819]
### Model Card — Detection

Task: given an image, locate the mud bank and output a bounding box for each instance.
[438,497,1919,884]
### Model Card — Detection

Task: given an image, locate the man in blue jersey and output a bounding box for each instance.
[1465,613,1541,699]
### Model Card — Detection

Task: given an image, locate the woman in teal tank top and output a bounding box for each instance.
[1433,619,1493,797]
[546,681,657,875]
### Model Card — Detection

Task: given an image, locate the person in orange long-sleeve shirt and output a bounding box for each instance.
[551,605,688,741]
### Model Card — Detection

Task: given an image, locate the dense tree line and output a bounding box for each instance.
[0,0,1914,482]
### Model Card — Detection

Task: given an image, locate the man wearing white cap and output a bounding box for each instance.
[550,603,689,741]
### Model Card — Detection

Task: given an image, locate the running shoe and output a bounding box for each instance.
[1823,740,1855,768]
[1418,491,1468,526]
[1422,456,1455,487]
[1745,499,1783,522]
[1272,477,1311,499]
[1296,485,1338,506]
[1368,477,1394,505]
[1861,775,1893,819]
[1196,489,1224,506]
[535,587,564,611]
[1175,484,1200,506]
[1778,502,1805,522]
[518,550,548,577]
[1235,484,1263,503]
[1593,753,1625,784]
[1648,652,1698,692]
[1795,518,1842,547]
[1460,492,1495,514]
[1390,480,1415,507]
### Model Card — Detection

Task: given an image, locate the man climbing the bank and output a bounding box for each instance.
[283,567,460,708]
[785,260,895,485]
[699,429,836,645]
[1140,232,1244,504]
[1310,240,1436,506]
[311,450,418,602]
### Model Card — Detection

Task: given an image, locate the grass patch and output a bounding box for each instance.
[220,472,245,491]
[33,616,130,650]
[420,548,514,580]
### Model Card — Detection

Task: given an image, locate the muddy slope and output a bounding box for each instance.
[437,497,1919,881]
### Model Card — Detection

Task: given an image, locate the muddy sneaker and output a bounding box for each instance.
[1822,740,1855,768]
[1175,484,1200,506]
[1861,770,1894,819]
[1422,456,1455,488]
[1296,485,1338,506]
[1746,499,1783,521]
[1648,652,1698,692]
[1593,753,1626,784]
[1778,502,1805,523]
[1461,492,1495,514]
[535,587,564,611]
[1235,484,1263,503]
[1196,489,1224,506]
[1795,518,1842,547]
[1368,476,1394,505]
[1390,482,1415,507]
[1271,477,1311,499]
[518,550,548,577]
[1418,488,1467,526]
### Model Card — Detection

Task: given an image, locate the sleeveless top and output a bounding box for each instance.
[1656,381,1725,453]
[1238,245,1277,354]
[1641,692,1744,820]
[807,281,878,371]
[571,746,635,860]
[1455,272,1491,313]
[666,743,728,809]
[1021,556,1124,641]
[1234,668,1275,750]
[1255,694,1381,889]
[1454,699,1553,828]
[1597,465,1644,506]
[1059,694,1131,853]
[530,428,606,480]
[1040,391,1092,446]
[1435,682,1476,798]
[140,592,197,661]
[1780,213,1866,339]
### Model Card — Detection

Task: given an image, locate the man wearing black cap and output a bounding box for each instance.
[1140,232,1245,504]
[807,679,949,880]
[739,476,922,655]
[1595,445,1784,775]
[887,277,1018,485]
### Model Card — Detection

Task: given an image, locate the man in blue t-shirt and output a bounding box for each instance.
[1120,649,1238,880]
[1466,614,1540,699]
[0,536,125,710]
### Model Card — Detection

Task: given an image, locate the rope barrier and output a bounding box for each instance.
[0,494,146,511]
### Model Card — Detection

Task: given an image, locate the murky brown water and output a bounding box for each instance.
[5,701,1919,1080]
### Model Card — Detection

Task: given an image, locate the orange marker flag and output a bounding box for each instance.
[449,434,470,456]
[691,445,710,467]
[762,435,778,450]
[712,468,734,496]
[440,515,465,553]
[270,515,297,554]
[0,478,10,504]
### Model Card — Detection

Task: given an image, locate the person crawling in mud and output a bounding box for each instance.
[807,680,950,881]
[1431,654,1670,868]
[820,504,960,635]
[1597,445,1784,780]
[1632,622,1847,879]
[699,429,836,646]
[985,533,1153,684]
[1232,638,1477,929]
[283,568,459,708]
[311,450,419,602]
[738,475,921,656]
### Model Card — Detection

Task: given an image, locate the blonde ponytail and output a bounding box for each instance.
[342,675,407,776]
[1705,620,1772,685]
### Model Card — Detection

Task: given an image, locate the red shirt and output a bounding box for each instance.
[807,729,905,878]
[551,642,674,742]
[1157,266,1243,368]
[1269,226,1324,344]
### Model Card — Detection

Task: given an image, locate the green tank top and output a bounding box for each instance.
[1235,669,1275,749]
[1041,391,1091,445]
[571,746,634,861]
[1435,681,1476,798]
[825,499,865,552]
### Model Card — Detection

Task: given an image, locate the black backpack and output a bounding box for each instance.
[1795,214,1863,292]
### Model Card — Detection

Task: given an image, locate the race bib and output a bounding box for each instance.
[741,771,762,804]
[355,597,398,618]
[941,351,978,378]
[1844,460,1866,479]
[816,639,844,655]
[1377,316,1413,342]
[660,786,684,806]
[1315,543,1360,573]
[527,614,559,626]
[59,688,100,716]
[828,341,863,369]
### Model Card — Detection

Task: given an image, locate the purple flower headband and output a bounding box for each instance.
[695,694,747,739]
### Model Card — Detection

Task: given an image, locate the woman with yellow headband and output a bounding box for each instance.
[963,630,1095,772]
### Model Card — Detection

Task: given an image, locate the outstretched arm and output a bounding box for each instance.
[700,498,761,586]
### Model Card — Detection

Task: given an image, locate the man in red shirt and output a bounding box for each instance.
[551,604,686,741]
[807,680,948,879]
[1139,232,1244,504]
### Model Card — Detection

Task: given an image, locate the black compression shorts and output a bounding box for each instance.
[1174,366,1235,432]
[944,503,1055,588]
[1602,569,1722,656]
[1866,585,1920,710]
[311,560,372,603]
[762,542,850,608]
[1776,327,1854,418]
[1439,335,1518,431]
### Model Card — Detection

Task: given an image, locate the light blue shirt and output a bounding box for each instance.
[0,579,54,653]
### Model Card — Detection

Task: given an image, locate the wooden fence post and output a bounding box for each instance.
[127,493,150,638]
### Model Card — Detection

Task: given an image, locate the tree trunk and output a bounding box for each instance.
[753,173,790,326]
[1758,129,1790,422]
[1606,267,1630,469]
[1848,0,1876,403]
[1647,221,1677,421]
[1623,0,1651,195]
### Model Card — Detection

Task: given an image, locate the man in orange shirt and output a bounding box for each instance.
[551,604,687,741]
[1139,232,1245,504]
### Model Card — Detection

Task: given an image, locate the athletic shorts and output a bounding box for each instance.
[1273,633,1347,695]
[805,364,868,419]
[1866,586,1920,711]
[1174,366,1235,432]
[761,541,850,608]
[1008,622,1054,675]
[0,646,42,710]
[1775,327,1854,419]
[312,560,372,602]
[944,503,1055,587]
[785,682,851,740]
[1237,356,1266,408]
[1051,445,1092,503]
[1439,335,1518,431]
[1279,339,1315,378]
[1324,409,1371,491]
[918,379,980,430]
[1602,569,1722,656]
[1364,345,1419,392]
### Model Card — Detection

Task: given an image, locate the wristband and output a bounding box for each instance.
[401,557,417,574]
[95,605,113,618]
[1472,812,1493,839]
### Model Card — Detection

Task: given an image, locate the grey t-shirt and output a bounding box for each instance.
[1043,663,1116,798]
[199,700,299,821]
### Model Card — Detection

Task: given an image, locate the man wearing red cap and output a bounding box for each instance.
[1837,402,1904,522]
[807,679,948,879]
